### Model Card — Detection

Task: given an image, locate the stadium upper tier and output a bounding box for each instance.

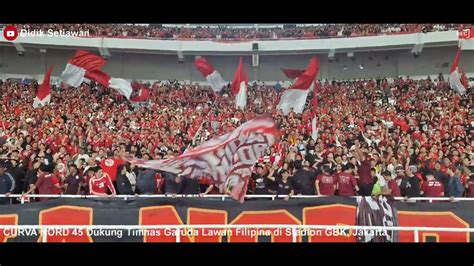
[7,24,470,40]
[1,26,474,56]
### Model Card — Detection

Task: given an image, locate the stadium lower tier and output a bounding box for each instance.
[0,197,471,242]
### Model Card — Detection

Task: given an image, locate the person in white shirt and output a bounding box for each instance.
[74,147,90,168]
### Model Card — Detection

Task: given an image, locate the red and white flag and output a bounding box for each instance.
[128,117,279,202]
[84,69,111,88]
[281,68,305,79]
[80,68,133,99]
[195,57,227,92]
[108,78,133,99]
[449,48,467,95]
[277,56,320,115]
[33,65,54,108]
[61,50,107,87]
[232,57,248,110]
[131,85,150,102]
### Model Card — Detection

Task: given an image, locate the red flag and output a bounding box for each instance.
[68,50,107,71]
[281,68,305,79]
[195,57,215,76]
[290,57,320,90]
[232,57,248,109]
[84,69,111,87]
[33,65,54,108]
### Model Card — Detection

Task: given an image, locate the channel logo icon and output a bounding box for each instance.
[3,25,18,41]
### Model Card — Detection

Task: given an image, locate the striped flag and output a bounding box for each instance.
[277,56,320,115]
[128,117,279,202]
[449,48,467,95]
[195,57,227,92]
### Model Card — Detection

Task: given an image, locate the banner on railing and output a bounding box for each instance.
[0,197,471,242]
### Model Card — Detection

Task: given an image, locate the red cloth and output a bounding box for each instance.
[337,173,358,196]
[100,158,124,182]
[35,173,61,201]
[388,180,401,197]
[421,180,444,197]
[316,174,336,196]
[89,174,116,195]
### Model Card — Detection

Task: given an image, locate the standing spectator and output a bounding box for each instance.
[400,166,421,197]
[0,160,15,204]
[420,174,444,197]
[100,151,124,189]
[251,164,274,194]
[8,159,25,194]
[162,172,183,195]
[64,164,83,195]
[291,160,315,195]
[272,169,293,200]
[445,167,465,197]
[382,170,401,197]
[23,160,40,194]
[182,176,200,195]
[89,166,116,196]
[315,165,336,196]
[137,169,157,194]
[117,164,136,195]
[337,164,359,196]
[74,147,90,167]
[354,142,374,196]
[23,163,61,202]
[466,174,474,197]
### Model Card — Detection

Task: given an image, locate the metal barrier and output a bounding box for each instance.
[0,224,472,243]
[0,194,473,204]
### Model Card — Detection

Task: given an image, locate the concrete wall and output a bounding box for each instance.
[1,45,473,82]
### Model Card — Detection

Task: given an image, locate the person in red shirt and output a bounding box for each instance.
[100,151,124,185]
[23,164,61,202]
[315,165,336,196]
[89,166,116,196]
[382,171,401,197]
[421,174,444,197]
[337,164,359,196]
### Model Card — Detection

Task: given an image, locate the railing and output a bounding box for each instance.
[1,194,473,204]
[0,224,472,243]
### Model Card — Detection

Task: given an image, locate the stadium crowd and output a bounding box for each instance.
[0,75,473,203]
[14,24,469,40]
